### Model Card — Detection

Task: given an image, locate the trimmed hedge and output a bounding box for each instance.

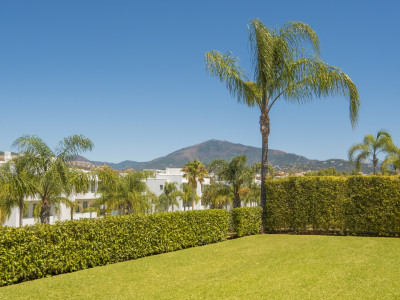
[0,209,229,287]
[231,207,262,237]
[264,176,400,236]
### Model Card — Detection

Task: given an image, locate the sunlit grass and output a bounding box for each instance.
[2,234,400,299]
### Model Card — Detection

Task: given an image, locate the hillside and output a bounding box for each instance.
[70,139,373,173]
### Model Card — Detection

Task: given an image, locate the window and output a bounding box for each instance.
[83,201,88,209]
[76,201,81,213]
[160,185,163,191]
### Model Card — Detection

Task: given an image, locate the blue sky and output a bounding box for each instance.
[1,0,399,163]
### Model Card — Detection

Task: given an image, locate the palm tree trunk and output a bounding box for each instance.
[192,189,195,211]
[373,154,378,175]
[40,198,51,224]
[18,198,24,227]
[233,191,241,208]
[260,110,270,232]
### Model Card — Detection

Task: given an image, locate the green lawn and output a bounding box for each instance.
[1,234,400,299]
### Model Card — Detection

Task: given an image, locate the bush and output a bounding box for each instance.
[0,209,229,286]
[231,207,262,237]
[264,176,400,236]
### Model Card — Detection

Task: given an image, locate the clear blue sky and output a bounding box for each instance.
[1,0,399,163]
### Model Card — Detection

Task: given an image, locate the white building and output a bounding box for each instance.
[1,152,211,226]
[0,152,101,227]
[146,168,210,211]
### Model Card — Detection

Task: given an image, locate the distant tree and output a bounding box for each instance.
[180,183,197,211]
[242,182,261,207]
[206,19,360,230]
[201,182,233,209]
[100,171,155,215]
[0,160,34,227]
[159,182,181,212]
[349,130,394,175]
[209,155,259,208]
[304,168,344,176]
[381,145,400,175]
[182,159,209,211]
[11,135,94,224]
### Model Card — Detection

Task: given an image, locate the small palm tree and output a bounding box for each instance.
[0,160,34,227]
[182,159,208,211]
[201,181,233,209]
[209,155,259,208]
[159,182,181,212]
[180,183,197,211]
[381,146,400,175]
[206,19,360,228]
[349,130,394,175]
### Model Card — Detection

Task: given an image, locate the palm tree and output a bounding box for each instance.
[381,145,400,175]
[97,170,156,215]
[205,19,360,228]
[201,181,233,209]
[182,159,209,211]
[158,182,181,212]
[348,130,394,175]
[209,155,259,208]
[180,183,197,211]
[0,160,34,227]
[11,134,94,224]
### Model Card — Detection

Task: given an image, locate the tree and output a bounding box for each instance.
[0,160,34,227]
[381,145,400,175]
[201,181,233,209]
[11,135,94,224]
[100,171,155,215]
[209,155,259,208]
[182,159,208,210]
[206,19,360,229]
[348,130,394,175]
[180,183,197,211]
[158,182,180,212]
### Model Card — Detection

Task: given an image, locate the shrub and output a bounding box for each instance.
[231,207,262,237]
[264,176,400,236]
[0,209,229,286]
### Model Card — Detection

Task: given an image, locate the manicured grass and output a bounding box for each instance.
[1,234,400,299]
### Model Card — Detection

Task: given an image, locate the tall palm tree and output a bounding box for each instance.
[12,134,94,224]
[205,19,360,228]
[182,159,208,211]
[348,130,394,175]
[159,182,181,212]
[209,155,259,208]
[0,160,34,227]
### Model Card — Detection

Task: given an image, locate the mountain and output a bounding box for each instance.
[72,139,373,173]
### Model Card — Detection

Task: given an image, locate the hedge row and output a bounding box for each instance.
[264,176,400,236]
[230,207,262,237]
[0,209,229,287]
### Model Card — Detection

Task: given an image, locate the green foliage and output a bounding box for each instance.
[209,155,259,208]
[304,168,348,176]
[230,207,262,237]
[0,209,229,287]
[349,130,394,174]
[264,176,400,236]
[10,134,94,224]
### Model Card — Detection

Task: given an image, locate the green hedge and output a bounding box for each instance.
[231,207,262,237]
[264,176,400,236]
[0,209,229,287]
